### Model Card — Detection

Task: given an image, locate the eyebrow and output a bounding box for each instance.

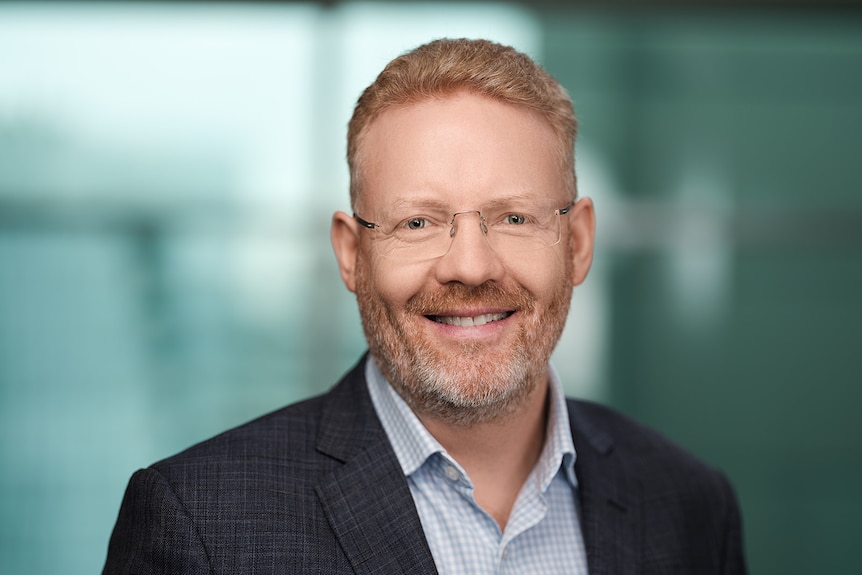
[387,197,450,211]
[386,193,541,212]
[481,194,537,210]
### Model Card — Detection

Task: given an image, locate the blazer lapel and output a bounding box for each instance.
[569,401,643,575]
[314,358,438,575]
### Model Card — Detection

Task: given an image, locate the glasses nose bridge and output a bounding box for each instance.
[448,210,488,238]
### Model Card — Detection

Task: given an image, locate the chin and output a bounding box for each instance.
[377,340,545,427]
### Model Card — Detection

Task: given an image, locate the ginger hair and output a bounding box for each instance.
[347,38,578,209]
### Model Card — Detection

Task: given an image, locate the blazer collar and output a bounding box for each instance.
[314,355,438,575]
[568,400,643,575]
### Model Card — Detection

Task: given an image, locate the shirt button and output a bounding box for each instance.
[444,465,460,481]
[502,548,509,560]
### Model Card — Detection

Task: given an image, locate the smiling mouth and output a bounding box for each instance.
[428,311,514,327]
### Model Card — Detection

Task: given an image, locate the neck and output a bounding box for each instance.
[418,374,551,530]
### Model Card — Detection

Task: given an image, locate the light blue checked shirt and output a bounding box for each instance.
[366,360,589,574]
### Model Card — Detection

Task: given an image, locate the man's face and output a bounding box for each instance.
[336,91,593,426]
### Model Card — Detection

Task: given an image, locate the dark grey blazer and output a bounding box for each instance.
[103,356,746,574]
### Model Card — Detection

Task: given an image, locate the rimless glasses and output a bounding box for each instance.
[354,199,575,262]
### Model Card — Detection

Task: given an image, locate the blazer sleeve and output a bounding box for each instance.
[103,468,212,575]
[721,472,748,575]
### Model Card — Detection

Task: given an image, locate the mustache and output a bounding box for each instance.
[405,282,535,315]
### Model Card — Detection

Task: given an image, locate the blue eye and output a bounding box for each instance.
[504,214,527,225]
[405,218,428,230]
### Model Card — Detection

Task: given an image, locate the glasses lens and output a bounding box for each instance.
[374,213,451,261]
[483,204,562,254]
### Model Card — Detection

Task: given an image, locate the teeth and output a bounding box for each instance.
[433,312,508,327]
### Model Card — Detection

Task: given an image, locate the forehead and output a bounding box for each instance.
[358,92,565,211]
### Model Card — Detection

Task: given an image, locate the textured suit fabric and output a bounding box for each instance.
[103,356,747,574]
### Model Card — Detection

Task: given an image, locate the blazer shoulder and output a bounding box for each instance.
[151,355,375,476]
[156,392,328,470]
[567,399,748,573]
[567,398,732,486]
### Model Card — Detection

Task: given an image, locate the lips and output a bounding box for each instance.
[407,282,531,329]
[428,311,513,327]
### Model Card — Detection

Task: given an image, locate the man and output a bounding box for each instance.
[104,38,746,574]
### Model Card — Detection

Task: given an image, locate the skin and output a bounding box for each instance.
[331,90,595,529]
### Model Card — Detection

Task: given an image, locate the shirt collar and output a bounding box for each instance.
[540,363,579,490]
[366,358,442,476]
[366,358,578,490]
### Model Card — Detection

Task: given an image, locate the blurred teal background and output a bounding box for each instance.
[1,2,860,574]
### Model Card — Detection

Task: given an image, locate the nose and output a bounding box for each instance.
[433,211,505,286]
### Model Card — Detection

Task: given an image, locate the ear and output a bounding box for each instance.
[331,210,361,293]
[567,197,596,286]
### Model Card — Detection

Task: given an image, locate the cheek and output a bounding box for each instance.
[509,250,571,299]
[368,259,431,309]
